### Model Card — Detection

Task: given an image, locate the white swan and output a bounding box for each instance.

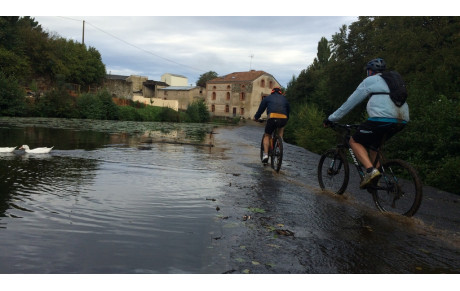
[0,147,16,153]
[19,145,54,154]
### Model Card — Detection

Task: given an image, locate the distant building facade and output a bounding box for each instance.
[205,70,280,119]
[104,74,168,99]
[161,73,188,86]
[157,86,205,111]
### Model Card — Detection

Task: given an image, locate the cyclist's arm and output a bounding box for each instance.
[328,80,371,122]
[254,98,268,120]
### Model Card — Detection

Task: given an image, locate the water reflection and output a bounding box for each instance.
[0,118,223,273]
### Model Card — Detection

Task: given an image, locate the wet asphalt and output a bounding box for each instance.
[205,122,460,274]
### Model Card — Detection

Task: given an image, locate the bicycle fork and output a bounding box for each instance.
[328,151,343,175]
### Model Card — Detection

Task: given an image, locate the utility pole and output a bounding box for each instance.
[82,20,85,45]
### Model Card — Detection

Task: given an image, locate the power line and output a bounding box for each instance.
[57,16,207,74]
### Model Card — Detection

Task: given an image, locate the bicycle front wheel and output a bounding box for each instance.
[317,149,349,194]
[271,136,283,172]
[370,159,423,217]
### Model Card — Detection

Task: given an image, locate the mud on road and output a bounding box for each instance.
[205,123,460,274]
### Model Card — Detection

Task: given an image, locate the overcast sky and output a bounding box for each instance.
[31,16,357,87]
[7,1,451,87]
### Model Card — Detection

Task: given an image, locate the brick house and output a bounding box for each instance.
[206,70,280,119]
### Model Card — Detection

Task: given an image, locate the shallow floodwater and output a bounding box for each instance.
[0,118,223,273]
[1,118,459,275]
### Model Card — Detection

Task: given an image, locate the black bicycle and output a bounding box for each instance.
[317,123,422,217]
[258,120,283,172]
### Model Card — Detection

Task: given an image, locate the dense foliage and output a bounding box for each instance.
[196,71,218,87]
[0,16,106,89]
[285,16,460,194]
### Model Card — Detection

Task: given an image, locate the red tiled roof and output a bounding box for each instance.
[207,70,273,83]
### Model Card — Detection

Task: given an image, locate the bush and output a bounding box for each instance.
[0,73,27,117]
[76,93,104,119]
[186,99,210,123]
[137,106,163,121]
[97,90,119,120]
[285,103,335,154]
[118,106,141,121]
[158,107,180,122]
[35,88,77,118]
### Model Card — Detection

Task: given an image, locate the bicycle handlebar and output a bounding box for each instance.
[329,123,360,130]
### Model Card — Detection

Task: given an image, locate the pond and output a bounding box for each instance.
[0,117,227,273]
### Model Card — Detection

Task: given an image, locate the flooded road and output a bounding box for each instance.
[208,122,460,274]
[0,118,458,274]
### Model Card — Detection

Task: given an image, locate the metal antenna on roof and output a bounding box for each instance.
[249,54,254,70]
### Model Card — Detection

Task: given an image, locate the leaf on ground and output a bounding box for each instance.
[248,207,266,213]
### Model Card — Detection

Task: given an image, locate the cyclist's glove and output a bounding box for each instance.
[323,118,333,127]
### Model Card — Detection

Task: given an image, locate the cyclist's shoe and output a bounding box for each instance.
[262,154,269,164]
[360,168,381,189]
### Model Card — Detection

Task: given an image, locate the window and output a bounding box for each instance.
[269,81,273,88]
[227,85,231,90]
[226,92,230,100]
[225,104,229,113]
[213,86,216,90]
[241,85,245,90]
[240,92,245,101]
[211,104,215,112]
[212,92,216,100]
[240,108,244,115]
[233,107,236,116]
[261,79,265,88]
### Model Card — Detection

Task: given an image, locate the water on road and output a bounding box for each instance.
[0,118,458,274]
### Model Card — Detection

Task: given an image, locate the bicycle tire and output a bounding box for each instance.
[370,159,423,217]
[317,149,349,195]
[271,136,283,172]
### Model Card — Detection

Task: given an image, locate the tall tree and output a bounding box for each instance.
[196,71,218,87]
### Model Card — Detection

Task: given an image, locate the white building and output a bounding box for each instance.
[161,73,188,86]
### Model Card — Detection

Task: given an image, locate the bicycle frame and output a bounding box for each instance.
[319,123,423,216]
[336,125,367,178]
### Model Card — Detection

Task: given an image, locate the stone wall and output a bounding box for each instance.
[132,96,179,111]
[103,79,132,98]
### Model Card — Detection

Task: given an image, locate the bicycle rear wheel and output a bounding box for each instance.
[370,159,423,217]
[271,136,283,172]
[317,149,349,194]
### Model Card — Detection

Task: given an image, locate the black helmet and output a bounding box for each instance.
[366,58,386,72]
[271,87,283,94]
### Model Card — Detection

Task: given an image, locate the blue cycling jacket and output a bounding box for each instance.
[254,92,290,120]
[328,74,410,123]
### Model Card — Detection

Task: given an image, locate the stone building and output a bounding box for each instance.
[104,74,168,99]
[157,86,206,111]
[205,70,280,119]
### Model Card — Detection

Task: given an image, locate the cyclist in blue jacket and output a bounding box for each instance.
[254,87,290,164]
[323,58,410,188]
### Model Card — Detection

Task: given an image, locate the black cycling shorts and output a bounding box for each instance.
[352,120,406,150]
[265,118,288,135]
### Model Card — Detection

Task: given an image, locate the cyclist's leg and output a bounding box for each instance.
[263,134,270,154]
[352,120,388,168]
[263,119,276,156]
[275,118,288,139]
